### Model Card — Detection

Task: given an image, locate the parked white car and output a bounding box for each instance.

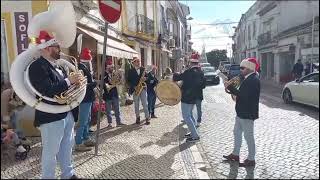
[282,72,319,108]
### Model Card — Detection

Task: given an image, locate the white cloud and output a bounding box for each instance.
[190,19,234,57]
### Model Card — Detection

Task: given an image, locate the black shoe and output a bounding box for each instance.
[151,114,157,118]
[70,174,79,179]
[116,122,126,127]
[186,137,200,143]
[145,119,150,125]
[136,117,141,124]
[184,133,191,138]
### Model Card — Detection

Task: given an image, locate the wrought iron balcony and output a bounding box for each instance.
[258,31,271,46]
[136,14,154,35]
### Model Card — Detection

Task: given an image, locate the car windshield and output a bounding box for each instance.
[230,65,240,70]
[202,67,215,73]
[202,63,211,67]
[224,64,231,70]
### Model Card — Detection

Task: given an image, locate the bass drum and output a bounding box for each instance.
[155,80,181,106]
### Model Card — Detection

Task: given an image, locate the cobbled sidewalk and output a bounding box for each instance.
[1,103,205,179]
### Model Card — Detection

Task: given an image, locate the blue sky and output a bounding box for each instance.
[181,1,256,55]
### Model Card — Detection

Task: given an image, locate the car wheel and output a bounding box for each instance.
[283,88,292,104]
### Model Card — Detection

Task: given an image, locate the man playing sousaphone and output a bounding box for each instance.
[127,57,150,125]
[28,31,81,179]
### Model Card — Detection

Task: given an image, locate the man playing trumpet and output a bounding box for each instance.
[103,58,125,128]
[223,58,260,167]
[28,31,81,179]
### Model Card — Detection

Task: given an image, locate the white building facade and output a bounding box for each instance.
[233,0,319,83]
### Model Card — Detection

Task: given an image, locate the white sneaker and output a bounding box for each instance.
[16,145,26,153]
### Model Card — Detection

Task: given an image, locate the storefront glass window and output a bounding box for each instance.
[1,20,10,89]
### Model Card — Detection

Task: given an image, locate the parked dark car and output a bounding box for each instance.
[202,67,220,84]
[227,64,241,79]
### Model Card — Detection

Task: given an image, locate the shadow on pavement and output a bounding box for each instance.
[140,123,185,149]
[96,123,144,143]
[222,160,255,179]
[97,136,192,179]
[260,95,319,120]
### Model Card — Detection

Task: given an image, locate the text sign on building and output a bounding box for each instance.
[98,0,122,24]
[14,12,29,54]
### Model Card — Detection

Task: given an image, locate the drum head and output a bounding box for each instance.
[155,80,181,106]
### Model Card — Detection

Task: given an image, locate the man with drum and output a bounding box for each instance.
[127,57,150,125]
[173,58,206,143]
[146,65,159,118]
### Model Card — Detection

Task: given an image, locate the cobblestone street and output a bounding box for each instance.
[1,101,206,179]
[1,79,319,179]
[196,81,319,179]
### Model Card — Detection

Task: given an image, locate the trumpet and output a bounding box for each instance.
[217,70,242,101]
[54,53,87,104]
[105,70,122,93]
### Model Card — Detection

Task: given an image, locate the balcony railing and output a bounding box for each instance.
[258,31,271,46]
[136,14,154,35]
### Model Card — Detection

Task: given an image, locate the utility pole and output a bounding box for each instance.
[310,15,315,73]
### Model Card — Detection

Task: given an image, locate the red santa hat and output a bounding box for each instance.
[106,57,113,68]
[33,30,58,49]
[246,57,260,72]
[80,48,92,62]
[191,52,200,60]
[240,58,257,71]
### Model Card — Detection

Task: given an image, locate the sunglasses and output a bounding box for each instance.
[240,67,246,70]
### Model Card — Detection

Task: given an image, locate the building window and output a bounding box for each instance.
[253,52,257,58]
[1,20,9,89]
[140,48,145,66]
[152,50,155,65]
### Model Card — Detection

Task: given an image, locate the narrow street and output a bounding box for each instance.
[195,79,319,179]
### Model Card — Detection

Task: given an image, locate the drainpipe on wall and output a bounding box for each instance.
[311,15,315,73]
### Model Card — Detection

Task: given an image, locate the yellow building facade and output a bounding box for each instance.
[1,0,48,136]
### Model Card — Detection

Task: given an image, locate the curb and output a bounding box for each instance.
[189,144,210,179]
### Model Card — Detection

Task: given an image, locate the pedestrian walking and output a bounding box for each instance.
[292,59,304,79]
[223,58,260,167]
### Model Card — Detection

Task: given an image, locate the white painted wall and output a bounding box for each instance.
[278,1,319,33]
